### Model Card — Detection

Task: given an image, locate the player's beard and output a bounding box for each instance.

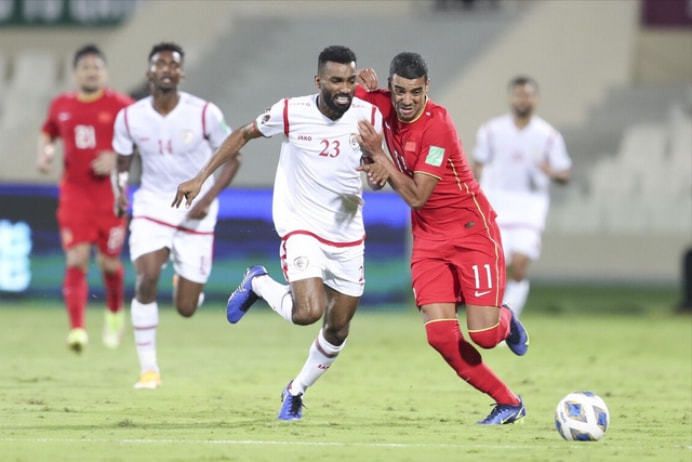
[322,91,352,118]
[512,106,533,119]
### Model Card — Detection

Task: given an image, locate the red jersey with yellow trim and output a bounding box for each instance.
[41,89,133,211]
[356,87,487,241]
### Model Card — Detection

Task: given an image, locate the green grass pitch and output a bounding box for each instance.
[1,285,690,461]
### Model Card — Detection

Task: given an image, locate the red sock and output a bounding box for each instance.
[103,266,124,313]
[468,306,511,349]
[64,267,87,329]
[425,319,519,405]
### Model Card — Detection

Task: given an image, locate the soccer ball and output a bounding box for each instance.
[555,392,610,441]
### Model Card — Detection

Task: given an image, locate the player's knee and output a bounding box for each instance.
[291,293,325,325]
[468,329,500,349]
[135,274,158,302]
[323,324,349,345]
[509,268,527,282]
[176,303,197,318]
[292,306,322,325]
[426,329,456,353]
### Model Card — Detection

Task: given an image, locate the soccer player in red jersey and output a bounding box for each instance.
[37,44,133,353]
[355,52,529,425]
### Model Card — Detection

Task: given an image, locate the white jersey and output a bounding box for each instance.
[113,92,231,232]
[473,114,571,230]
[256,94,382,244]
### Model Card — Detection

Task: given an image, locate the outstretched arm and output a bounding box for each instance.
[357,120,439,210]
[172,121,262,208]
[186,154,242,219]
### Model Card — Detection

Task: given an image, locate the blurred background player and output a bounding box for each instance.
[174,45,383,420]
[356,53,528,425]
[112,42,240,389]
[473,76,572,318]
[37,44,132,353]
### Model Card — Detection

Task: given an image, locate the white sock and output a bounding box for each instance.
[252,274,293,323]
[289,329,345,396]
[503,279,530,318]
[131,299,159,373]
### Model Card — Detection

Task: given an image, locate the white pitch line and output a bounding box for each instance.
[2,437,690,451]
[0,437,575,450]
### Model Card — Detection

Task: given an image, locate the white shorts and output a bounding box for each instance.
[129,217,214,284]
[499,226,542,261]
[280,233,365,297]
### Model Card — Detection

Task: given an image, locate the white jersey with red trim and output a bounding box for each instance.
[113,91,231,232]
[255,94,383,244]
[473,114,571,231]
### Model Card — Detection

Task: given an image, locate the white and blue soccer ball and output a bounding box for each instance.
[555,392,610,441]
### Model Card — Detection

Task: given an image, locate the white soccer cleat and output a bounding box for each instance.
[66,328,88,353]
[133,370,161,390]
[102,310,125,349]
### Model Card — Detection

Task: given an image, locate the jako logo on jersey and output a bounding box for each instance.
[297,135,312,142]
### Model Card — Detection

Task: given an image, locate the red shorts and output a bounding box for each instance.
[410,218,505,308]
[57,204,126,257]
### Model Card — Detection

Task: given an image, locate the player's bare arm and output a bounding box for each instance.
[91,150,117,176]
[172,121,261,209]
[357,120,439,209]
[360,154,387,190]
[36,133,56,174]
[539,161,571,184]
[472,161,484,181]
[113,154,132,217]
[186,154,242,220]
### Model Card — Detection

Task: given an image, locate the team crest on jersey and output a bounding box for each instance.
[293,256,309,272]
[260,109,271,125]
[58,112,71,121]
[349,133,360,151]
[182,129,194,144]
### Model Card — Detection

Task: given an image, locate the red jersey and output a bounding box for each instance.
[356,87,489,241]
[41,89,132,211]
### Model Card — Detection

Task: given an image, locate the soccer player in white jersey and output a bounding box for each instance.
[473,76,572,318]
[112,42,240,389]
[173,46,383,421]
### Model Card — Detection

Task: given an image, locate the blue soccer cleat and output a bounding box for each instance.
[226,265,268,324]
[504,304,529,356]
[278,382,304,421]
[478,397,526,425]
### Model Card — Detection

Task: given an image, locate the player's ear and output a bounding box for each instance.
[314,74,320,90]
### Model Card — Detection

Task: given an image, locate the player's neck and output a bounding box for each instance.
[76,89,104,102]
[152,90,180,116]
[513,116,531,129]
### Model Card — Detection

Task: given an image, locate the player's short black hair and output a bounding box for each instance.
[317,45,356,73]
[73,44,106,68]
[509,75,539,93]
[148,42,185,62]
[389,52,428,80]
